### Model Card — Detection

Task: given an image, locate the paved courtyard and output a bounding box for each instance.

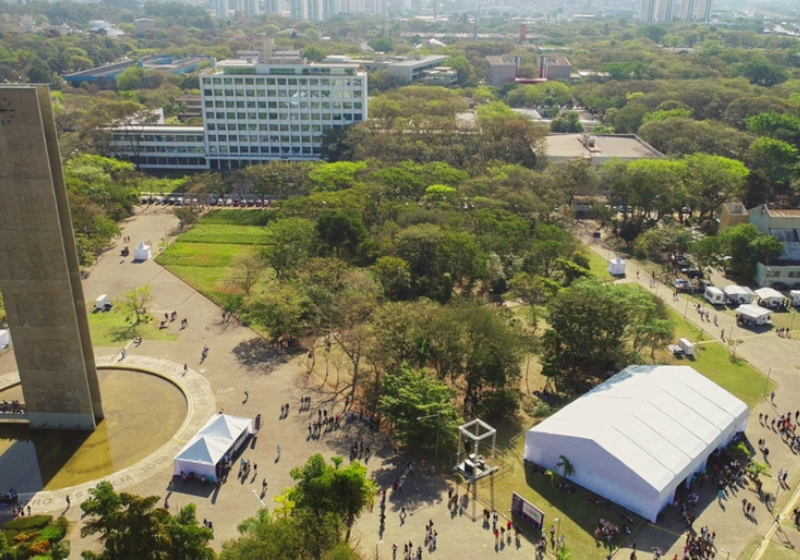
[4,208,800,559]
[0,207,538,559]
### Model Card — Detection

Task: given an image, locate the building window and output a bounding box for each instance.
[788,271,800,278]
[766,269,781,278]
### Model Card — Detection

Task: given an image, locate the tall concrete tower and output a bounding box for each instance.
[656,0,674,22]
[0,85,103,430]
[696,0,712,21]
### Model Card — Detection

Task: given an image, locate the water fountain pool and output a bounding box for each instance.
[0,367,186,492]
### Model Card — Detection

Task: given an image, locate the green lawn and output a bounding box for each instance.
[667,308,774,408]
[763,541,800,560]
[176,223,268,245]
[582,246,614,282]
[476,440,645,560]
[87,309,178,347]
[157,241,252,268]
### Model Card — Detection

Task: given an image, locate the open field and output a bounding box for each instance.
[666,309,774,408]
[581,245,615,282]
[87,309,179,346]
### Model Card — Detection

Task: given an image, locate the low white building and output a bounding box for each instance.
[524,365,748,522]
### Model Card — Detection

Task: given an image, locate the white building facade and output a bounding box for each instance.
[109,125,209,170]
[199,58,368,169]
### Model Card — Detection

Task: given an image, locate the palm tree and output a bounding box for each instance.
[555,455,575,480]
[556,545,572,560]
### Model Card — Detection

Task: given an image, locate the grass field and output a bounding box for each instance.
[156,210,274,310]
[763,541,800,560]
[87,309,179,347]
[582,246,615,282]
[666,308,774,408]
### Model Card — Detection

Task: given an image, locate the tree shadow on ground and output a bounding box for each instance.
[231,338,291,375]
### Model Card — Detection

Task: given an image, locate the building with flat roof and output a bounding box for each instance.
[485,56,518,88]
[64,55,215,89]
[199,57,367,169]
[541,133,663,167]
[540,56,572,80]
[746,205,800,287]
[384,55,450,84]
[719,202,749,231]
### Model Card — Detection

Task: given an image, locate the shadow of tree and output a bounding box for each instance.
[232,338,291,374]
[107,324,140,343]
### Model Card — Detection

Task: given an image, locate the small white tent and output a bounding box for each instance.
[0,329,10,349]
[755,287,786,307]
[524,365,748,522]
[134,242,152,261]
[173,414,254,481]
[722,285,755,305]
[607,256,626,276]
[790,290,800,307]
[736,304,772,326]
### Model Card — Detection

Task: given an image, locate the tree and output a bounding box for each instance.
[282,454,377,541]
[80,481,214,560]
[261,218,316,279]
[550,111,583,133]
[174,206,200,230]
[524,224,577,277]
[117,284,152,324]
[683,153,749,220]
[739,57,789,87]
[378,367,463,448]
[227,250,264,297]
[718,223,784,280]
[555,455,575,479]
[315,209,367,261]
[371,256,412,301]
[116,65,146,91]
[219,508,344,560]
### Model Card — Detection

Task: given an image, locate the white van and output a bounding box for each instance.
[704,286,725,305]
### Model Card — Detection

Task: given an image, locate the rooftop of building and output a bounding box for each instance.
[545,56,572,66]
[486,56,516,66]
[722,202,748,215]
[543,133,663,160]
[385,55,449,67]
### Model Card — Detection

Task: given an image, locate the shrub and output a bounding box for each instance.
[3,515,52,534]
[39,525,63,542]
[13,530,40,543]
[532,401,554,418]
[54,516,69,540]
[29,539,51,555]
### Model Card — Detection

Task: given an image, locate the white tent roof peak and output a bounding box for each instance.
[136,241,150,250]
[197,414,253,441]
[736,303,771,319]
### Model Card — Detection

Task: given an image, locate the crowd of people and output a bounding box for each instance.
[594,518,622,543]
[0,400,23,413]
[681,526,717,559]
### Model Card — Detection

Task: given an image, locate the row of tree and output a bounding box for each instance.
[77,454,374,560]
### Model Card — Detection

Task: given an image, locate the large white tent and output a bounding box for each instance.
[0,329,9,350]
[524,365,748,522]
[173,414,254,481]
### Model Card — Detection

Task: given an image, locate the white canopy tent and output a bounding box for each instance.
[173,414,254,481]
[134,242,152,261]
[736,304,772,325]
[607,256,626,276]
[791,290,800,306]
[722,285,755,305]
[524,365,748,522]
[755,287,786,306]
[0,329,9,349]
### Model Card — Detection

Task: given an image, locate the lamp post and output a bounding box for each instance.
[554,517,561,550]
[417,412,441,473]
[251,489,266,508]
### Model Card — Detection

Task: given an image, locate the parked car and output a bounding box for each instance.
[673,279,692,291]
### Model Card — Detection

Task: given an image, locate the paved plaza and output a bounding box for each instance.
[3,208,800,558]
